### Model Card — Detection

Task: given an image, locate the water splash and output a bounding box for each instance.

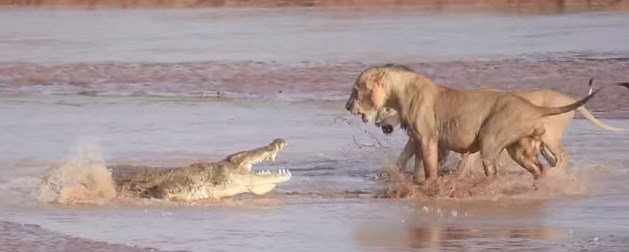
[375,156,593,201]
[37,138,117,204]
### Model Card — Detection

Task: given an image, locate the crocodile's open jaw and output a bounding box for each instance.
[229,138,291,195]
[246,168,292,195]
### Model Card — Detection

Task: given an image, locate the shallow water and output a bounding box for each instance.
[2,94,629,251]
[2,5,629,252]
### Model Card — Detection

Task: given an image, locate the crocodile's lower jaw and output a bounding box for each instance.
[161,171,291,200]
[248,184,278,195]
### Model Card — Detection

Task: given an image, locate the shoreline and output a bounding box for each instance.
[1,0,628,13]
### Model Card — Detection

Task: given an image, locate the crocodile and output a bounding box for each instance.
[111,138,291,201]
[39,138,292,203]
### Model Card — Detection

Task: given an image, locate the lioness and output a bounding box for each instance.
[345,64,627,183]
[375,87,628,177]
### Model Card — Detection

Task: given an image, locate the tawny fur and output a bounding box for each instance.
[345,64,624,183]
[375,89,629,178]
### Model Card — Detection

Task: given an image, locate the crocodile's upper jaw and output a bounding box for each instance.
[241,144,284,172]
[225,139,287,172]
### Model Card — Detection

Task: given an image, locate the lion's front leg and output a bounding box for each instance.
[398,137,416,172]
[416,135,439,183]
[413,146,422,179]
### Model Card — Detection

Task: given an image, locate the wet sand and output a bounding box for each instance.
[1,5,629,252]
[3,58,629,117]
[0,220,179,252]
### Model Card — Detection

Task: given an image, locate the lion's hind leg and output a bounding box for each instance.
[506,138,543,180]
[478,132,506,177]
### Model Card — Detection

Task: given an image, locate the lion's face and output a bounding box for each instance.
[375,108,400,135]
[345,71,386,123]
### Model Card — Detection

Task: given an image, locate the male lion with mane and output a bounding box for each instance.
[345,64,628,183]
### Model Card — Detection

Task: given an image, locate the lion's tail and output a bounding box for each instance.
[539,79,629,117]
[576,106,629,132]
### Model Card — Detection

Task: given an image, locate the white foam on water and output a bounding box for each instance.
[37,137,117,204]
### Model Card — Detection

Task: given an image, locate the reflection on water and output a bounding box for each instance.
[353,199,620,251]
[355,213,566,251]
[415,226,562,241]
[405,226,564,249]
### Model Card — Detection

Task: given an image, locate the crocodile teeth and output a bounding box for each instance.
[254,169,293,176]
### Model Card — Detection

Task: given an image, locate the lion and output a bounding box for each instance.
[374,87,628,177]
[345,64,628,183]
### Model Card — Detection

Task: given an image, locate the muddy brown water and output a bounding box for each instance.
[1,6,629,252]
